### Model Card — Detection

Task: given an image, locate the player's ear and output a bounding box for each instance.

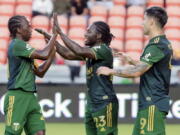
[16,27,22,34]
[97,33,102,40]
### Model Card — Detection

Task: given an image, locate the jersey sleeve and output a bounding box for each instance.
[13,40,35,58]
[140,45,165,65]
[91,45,110,60]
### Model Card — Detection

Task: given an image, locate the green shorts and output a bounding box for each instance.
[85,102,119,135]
[4,90,45,135]
[132,105,167,135]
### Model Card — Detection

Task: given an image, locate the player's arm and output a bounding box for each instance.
[33,48,55,78]
[30,13,58,60]
[97,61,152,78]
[35,28,84,60]
[53,13,96,59]
[113,52,139,66]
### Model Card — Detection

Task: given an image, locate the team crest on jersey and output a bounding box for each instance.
[26,44,32,50]
[12,122,20,131]
[153,37,160,43]
[142,53,151,61]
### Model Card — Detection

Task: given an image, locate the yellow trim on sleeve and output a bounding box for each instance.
[91,48,97,60]
[29,49,35,58]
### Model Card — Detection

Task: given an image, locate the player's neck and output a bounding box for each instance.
[94,41,103,46]
[149,28,164,39]
[15,34,24,41]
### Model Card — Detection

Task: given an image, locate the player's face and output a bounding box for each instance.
[143,14,151,35]
[19,18,32,41]
[84,24,98,46]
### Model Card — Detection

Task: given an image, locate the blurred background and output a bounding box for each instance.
[0,0,180,134]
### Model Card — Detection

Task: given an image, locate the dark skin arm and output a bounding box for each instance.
[53,13,96,59]
[33,48,56,78]
[35,28,84,60]
[30,13,57,60]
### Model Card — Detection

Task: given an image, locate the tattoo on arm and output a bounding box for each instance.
[113,62,152,78]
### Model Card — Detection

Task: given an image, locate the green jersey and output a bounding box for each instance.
[7,38,36,92]
[86,44,118,112]
[139,35,173,113]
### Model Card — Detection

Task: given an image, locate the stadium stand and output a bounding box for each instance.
[109,6,126,18]
[69,15,87,29]
[147,0,164,7]
[0,0,179,67]
[0,0,16,6]
[15,4,32,18]
[0,4,14,16]
[90,5,108,18]
[32,15,49,30]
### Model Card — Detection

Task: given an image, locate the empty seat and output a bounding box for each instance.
[113,0,126,6]
[109,6,126,17]
[108,16,125,29]
[0,27,9,40]
[15,5,32,18]
[170,40,180,50]
[126,17,143,29]
[166,0,180,7]
[165,17,180,29]
[69,15,87,29]
[90,5,107,18]
[127,6,144,18]
[32,16,49,30]
[16,0,32,5]
[0,50,7,64]
[0,16,11,27]
[88,16,106,25]
[125,29,143,41]
[29,38,46,50]
[147,0,164,7]
[165,29,180,41]
[69,28,85,40]
[125,40,143,52]
[0,4,14,16]
[111,28,124,41]
[0,39,9,50]
[0,0,16,5]
[110,40,124,51]
[166,6,180,18]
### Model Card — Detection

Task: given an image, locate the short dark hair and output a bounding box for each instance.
[145,6,168,28]
[8,15,26,38]
[93,21,114,45]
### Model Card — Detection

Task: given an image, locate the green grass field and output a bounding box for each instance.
[0,123,179,135]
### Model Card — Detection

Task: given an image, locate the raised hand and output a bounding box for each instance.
[53,12,62,34]
[52,13,58,35]
[35,28,45,35]
[35,28,51,41]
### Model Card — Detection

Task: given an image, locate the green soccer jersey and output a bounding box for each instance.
[139,35,173,113]
[7,38,36,92]
[86,44,118,112]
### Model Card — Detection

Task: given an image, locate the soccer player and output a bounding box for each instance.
[36,14,119,135]
[4,14,57,135]
[97,6,173,135]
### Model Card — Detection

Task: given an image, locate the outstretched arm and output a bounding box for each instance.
[35,29,84,60]
[113,52,139,66]
[33,48,56,78]
[30,13,58,60]
[97,61,152,78]
[53,13,96,59]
